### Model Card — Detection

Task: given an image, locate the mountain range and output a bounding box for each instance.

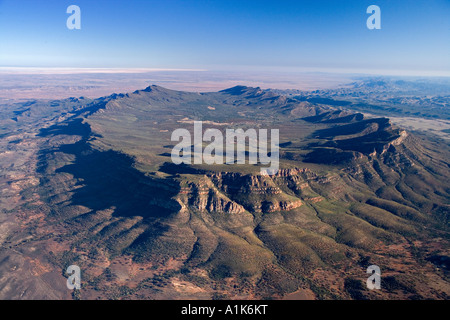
[0,85,448,300]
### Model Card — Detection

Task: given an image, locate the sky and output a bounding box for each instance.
[0,0,449,76]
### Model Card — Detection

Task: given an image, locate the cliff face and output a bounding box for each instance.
[174,169,332,214]
[301,114,416,166]
[177,178,246,214]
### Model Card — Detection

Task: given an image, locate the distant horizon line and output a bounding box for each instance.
[0,67,208,74]
[0,66,449,78]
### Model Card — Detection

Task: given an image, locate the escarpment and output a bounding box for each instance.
[173,169,337,214]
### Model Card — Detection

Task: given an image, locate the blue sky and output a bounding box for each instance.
[0,0,449,75]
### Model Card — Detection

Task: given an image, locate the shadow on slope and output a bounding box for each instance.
[38,119,181,220]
